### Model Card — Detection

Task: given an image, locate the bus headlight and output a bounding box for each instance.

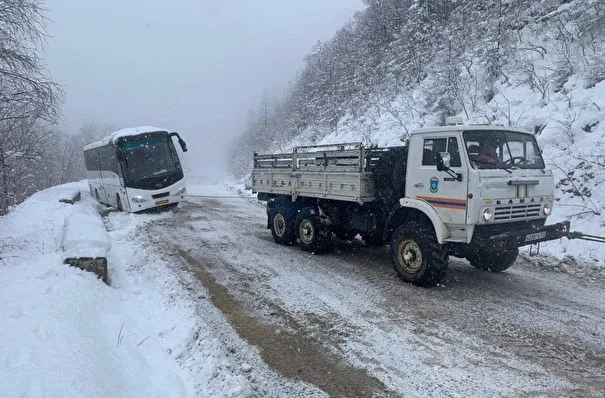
[482,208,494,222]
[175,186,186,195]
[132,195,147,203]
[543,203,552,215]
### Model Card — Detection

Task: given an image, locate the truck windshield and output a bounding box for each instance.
[119,134,182,181]
[463,130,545,170]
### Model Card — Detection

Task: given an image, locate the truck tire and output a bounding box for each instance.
[295,207,330,253]
[390,222,448,287]
[269,206,296,245]
[467,248,518,272]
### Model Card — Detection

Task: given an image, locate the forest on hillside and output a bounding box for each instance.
[0,0,112,215]
[230,0,605,179]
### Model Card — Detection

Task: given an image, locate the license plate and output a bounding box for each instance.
[155,199,169,206]
[525,231,547,242]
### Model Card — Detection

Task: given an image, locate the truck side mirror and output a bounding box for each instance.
[437,152,451,171]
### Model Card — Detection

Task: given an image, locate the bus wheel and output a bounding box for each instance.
[295,207,330,253]
[390,222,448,287]
[116,194,123,211]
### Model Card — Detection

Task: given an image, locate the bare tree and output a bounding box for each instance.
[0,0,63,214]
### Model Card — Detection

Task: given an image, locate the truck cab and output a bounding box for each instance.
[404,125,554,244]
[386,125,568,286]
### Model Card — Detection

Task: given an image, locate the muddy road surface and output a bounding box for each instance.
[148,197,604,397]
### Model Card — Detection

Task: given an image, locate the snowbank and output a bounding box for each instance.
[63,204,111,259]
[1,180,318,397]
[0,182,191,397]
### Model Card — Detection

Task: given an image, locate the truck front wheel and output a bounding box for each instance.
[295,207,330,253]
[467,248,518,272]
[269,206,296,245]
[390,222,448,287]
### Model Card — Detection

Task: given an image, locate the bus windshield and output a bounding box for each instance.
[463,130,545,170]
[119,134,182,182]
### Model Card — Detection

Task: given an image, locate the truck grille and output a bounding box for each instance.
[494,203,542,221]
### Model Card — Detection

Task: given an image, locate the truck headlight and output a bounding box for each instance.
[482,208,493,222]
[175,186,186,195]
[543,203,552,215]
[132,195,147,203]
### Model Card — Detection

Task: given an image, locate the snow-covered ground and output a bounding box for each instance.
[0,182,189,397]
[0,180,321,397]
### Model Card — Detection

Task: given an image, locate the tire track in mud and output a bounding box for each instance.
[174,248,395,398]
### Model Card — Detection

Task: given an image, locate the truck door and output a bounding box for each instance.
[407,136,468,226]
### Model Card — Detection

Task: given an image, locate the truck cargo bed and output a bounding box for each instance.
[252,143,396,204]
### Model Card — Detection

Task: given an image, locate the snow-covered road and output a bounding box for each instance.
[148,194,604,397]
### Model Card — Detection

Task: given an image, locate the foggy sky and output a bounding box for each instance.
[45,0,364,174]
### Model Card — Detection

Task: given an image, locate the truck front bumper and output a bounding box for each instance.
[479,221,571,250]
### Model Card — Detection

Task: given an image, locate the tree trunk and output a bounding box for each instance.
[0,144,9,215]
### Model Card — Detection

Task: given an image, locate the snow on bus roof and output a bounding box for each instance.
[83,126,169,150]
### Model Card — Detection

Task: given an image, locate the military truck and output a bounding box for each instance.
[251,124,573,287]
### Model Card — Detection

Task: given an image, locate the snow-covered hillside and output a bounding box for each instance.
[307,81,605,267]
[234,0,605,267]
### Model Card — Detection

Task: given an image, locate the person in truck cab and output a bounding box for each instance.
[478,143,502,165]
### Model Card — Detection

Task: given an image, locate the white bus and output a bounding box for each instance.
[83,126,188,212]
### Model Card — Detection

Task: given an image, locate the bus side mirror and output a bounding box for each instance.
[170,132,188,152]
[178,138,188,152]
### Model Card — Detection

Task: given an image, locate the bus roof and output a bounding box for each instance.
[83,126,169,151]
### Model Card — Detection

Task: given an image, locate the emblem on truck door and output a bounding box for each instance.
[429,177,439,193]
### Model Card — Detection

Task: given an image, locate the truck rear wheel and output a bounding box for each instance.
[269,206,296,245]
[390,222,448,287]
[467,248,518,272]
[295,207,330,253]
